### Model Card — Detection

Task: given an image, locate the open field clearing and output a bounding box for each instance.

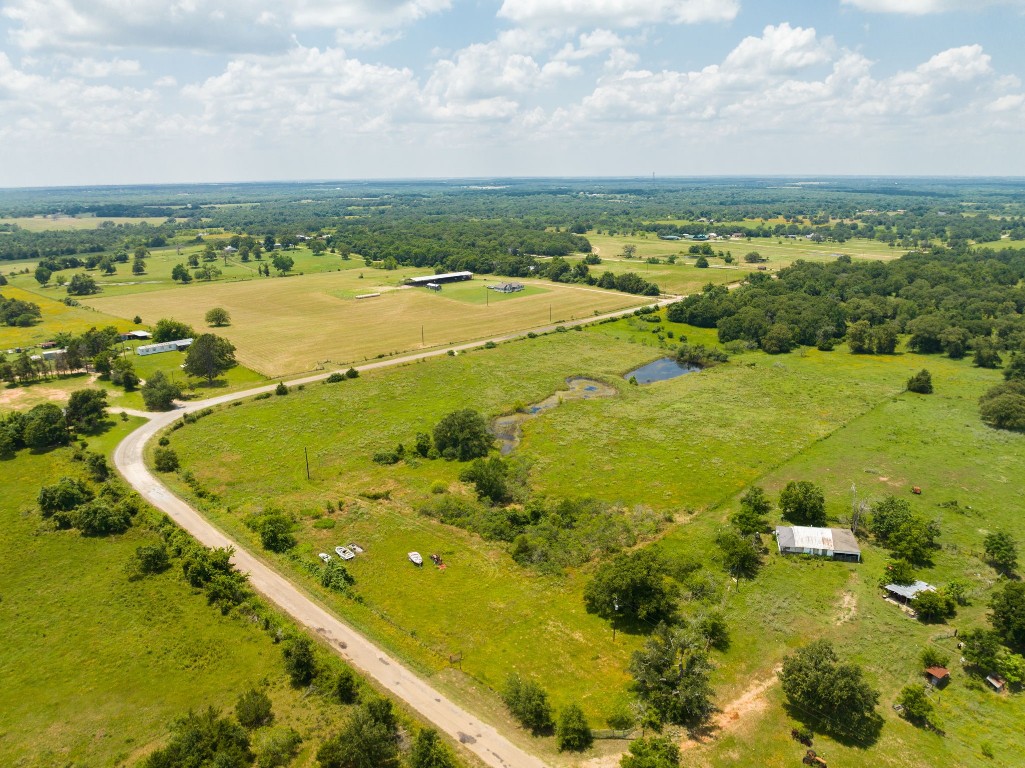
[83,273,648,377]
[0,284,135,351]
[0,215,172,231]
[158,316,1022,760]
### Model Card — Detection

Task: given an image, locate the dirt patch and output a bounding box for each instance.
[836,590,858,625]
[0,384,70,407]
[681,669,781,750]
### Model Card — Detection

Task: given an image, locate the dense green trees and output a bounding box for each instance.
[779,481,826,526]
[869,496,940,565]
[458,456,510,503]
[65,388,108,431]
[317,699,400,768]
[980,381,1025,432]
[66,273,99,295]
[142,370,183,410]
[584,549,676,624]
[184,333,237,382]
[990,582,1025,651]
[143,708,253,768]
[432,409,492,460]
[629,623,714,728]
[0,293,42,326]
[153,318,195,342]
[778,640,881,743]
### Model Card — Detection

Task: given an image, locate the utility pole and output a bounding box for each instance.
[304,447,310,481]
[421,325,424,346]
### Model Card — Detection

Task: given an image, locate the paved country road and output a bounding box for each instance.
[112,296,678,768]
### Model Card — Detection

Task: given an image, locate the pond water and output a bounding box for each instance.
[624,357,700,384]
[492,377,616,455]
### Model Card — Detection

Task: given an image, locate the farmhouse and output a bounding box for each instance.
[775,526,861,563]
[884,580,935,605]
[136,338,193,356]
[406,271,473,287]
[120,330,151,341]
[489,282,524,293]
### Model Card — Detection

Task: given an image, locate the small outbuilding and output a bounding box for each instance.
[925,666,950,687]
[426,282,442,291]
[986,674,1006,692]
[489,282,524,293]
[120,330,151,341]
[884,580,935,605]
[775,526,861,563]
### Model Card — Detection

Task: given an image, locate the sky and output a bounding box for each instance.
[0,0,1023,186]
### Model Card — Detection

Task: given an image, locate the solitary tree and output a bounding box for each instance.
[34,265,51,286]
[205,307,231,327]
[731,486,771,535]
[584,549,676,624]
[779,481,826,526]
[408,729,456,768]
[271,253,294,275]
[896,685,933,726]
[432,409,492,461]
[990,581,1025,651]
[629,623,714,728]
[65,388,108,432]
[778,640,881,742]
[141,370,182,411]
[183,334,237,383]
[984,530,1019,575]
[282,635,316,686]
[316,702,399,768]
[556,704,593,752]
[502,674,555,734]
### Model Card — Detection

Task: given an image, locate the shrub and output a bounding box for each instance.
[326,372,345,383]
[345,367,359,379]
[38,477,93,516]
[334,667,360,705]
[433,409,492,461]
[907,369,933,394]
[896,685,933,726]
[154,447,180,472]
[74,499,132,536]
[282,635,316,686]
[235,688,274,729]
[256,728,302,768]
[131,544,170,576]
[257,512,296,552]
[275,382,288,396]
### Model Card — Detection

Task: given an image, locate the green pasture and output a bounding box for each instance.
[0,421,343,768]
[157,316,1025,764]
[433,280,550,305]
[0,284,135,351]
[0,215,173,231]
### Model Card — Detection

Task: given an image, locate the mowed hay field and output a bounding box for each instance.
[83,272,648,377]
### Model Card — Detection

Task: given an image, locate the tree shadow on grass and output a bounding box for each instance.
[782,701,884,749]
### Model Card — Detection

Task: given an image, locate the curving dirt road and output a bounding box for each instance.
[111,298,682,768]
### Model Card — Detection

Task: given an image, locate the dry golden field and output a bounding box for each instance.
[83,271,648,376]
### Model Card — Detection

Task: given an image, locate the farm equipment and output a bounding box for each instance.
[802,750,827,766]
[912,486,922,495]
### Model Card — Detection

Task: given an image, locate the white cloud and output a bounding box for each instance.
[69,57,142,78]
[497,0,739,28]
[841,0,1025,14]
[424,30,576,120]
[2,0,452,52]
[181,46,420,132]
[723,23,833,74]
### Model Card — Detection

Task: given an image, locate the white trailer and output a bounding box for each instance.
[136,338,193,356]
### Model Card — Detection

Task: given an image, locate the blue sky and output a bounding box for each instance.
[0,0,1022,186]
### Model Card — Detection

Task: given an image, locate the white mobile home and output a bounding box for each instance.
[136,338,193,356]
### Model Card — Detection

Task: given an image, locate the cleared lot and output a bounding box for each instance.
[84,271,647,376]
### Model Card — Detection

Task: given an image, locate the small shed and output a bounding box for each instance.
[925,666,950,686]
[426,282,442,292]
[884,580,935,605]
[775,526,861,563]
[986,674,1006,692]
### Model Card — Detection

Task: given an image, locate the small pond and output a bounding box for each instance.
[624,357,700,385]
[492,377,616,455]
